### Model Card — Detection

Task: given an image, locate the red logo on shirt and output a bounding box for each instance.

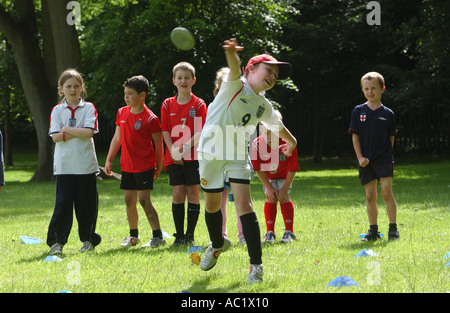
[360,114,366,122]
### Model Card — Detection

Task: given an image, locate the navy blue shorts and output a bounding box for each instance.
[120,169,155,190]
[167,161,200,186]
[359,162,394,186]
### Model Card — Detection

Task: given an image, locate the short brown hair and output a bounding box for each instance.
[360,72,385,88]
[123,75,149,96]
[173,62,195,78]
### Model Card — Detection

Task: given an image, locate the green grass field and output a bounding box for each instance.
[0,152,448,293]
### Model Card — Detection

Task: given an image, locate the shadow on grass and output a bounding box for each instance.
[181,274,242,293]
[338,238,390,251]
[95,244,200,257]
[18,251,52,264]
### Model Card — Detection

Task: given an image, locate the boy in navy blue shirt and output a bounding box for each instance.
[349,72,399,241]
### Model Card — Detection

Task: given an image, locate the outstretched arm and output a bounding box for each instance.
[222,38,244,81]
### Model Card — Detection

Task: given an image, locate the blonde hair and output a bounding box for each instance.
[58,68,87,100]
[360,72,385,89]
[213,67,230,97]
[173,62,195,78]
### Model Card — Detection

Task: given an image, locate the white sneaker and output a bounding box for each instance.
[142,237,166,248]
[280,230,296,243]
[263,231,276,244]
[120,236,140,247]
[238,237,246,245]
[247,264,264,284]
[200,237,231,271]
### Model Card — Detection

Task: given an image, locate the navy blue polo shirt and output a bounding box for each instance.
[348,103,397,164]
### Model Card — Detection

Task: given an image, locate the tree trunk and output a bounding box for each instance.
[0,0,82,181]
[2,85,13,166]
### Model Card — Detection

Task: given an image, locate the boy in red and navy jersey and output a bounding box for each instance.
[348,71,399,241]
[105,75,165,248]
[251,112,299,244]
[161,62,207,246]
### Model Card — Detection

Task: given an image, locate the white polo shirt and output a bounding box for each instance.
[49,99,99,175]
[198,76,283,161]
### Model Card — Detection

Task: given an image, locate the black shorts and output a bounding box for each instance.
[168,161,200,186]
[120,169,155,190]
[359,162,394,186]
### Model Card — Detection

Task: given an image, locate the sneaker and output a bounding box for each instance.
[238,237,246,245]
[172,234,185,247]
[80,241,94,252]
[142,237,166,248]
[388,229,400,241]
[280,230,296,243]
[362,228,381,241]
[263,231,276,244]
[48,243,63,255]
[185,233,195,246]
[247,264,264,284]
[200,237,231,271]
[121,236,140,247]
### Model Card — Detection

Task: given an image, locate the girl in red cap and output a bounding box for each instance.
[197,38,297,284]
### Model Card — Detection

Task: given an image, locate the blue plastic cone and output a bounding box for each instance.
[327,276,359,287]
[354,249,378,257]
[162,231,172,239]
[360,233,384,239]
[20,236,43,245]
[44,255,62,263]
[445,261,450,268]
[186,246,205,254]
[442,252,450,259]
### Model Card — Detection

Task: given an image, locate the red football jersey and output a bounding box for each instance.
[116,105,161,173]
[251,136,299,179]
[161,94,207,168]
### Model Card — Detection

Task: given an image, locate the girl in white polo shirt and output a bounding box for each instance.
[47,68,101,255]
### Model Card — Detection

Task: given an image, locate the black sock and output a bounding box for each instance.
[369,224,378,231]
[130,229,139,238]
[205,210,224,248]
[240,212,262,265]
[389,223,397,231]
[172,203,185,236]
[186,203,200,235]
[152,229,162,239]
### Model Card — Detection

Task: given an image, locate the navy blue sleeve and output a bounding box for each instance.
[348,106,359,134]
[387,110,397,136]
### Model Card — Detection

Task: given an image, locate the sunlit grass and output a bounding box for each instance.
[0,153,449,293]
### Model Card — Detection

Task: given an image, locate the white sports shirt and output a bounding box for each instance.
[49,99,99,175]
[198,76,283,161]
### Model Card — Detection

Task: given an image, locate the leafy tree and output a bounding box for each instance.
[80,0,295,117]
[0,0,82,180]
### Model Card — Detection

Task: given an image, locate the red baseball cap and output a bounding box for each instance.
[243,54,292,80]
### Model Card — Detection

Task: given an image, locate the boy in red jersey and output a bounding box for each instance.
[161,62,207,246]
[251,111,299,244]
[105,75,165,248]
